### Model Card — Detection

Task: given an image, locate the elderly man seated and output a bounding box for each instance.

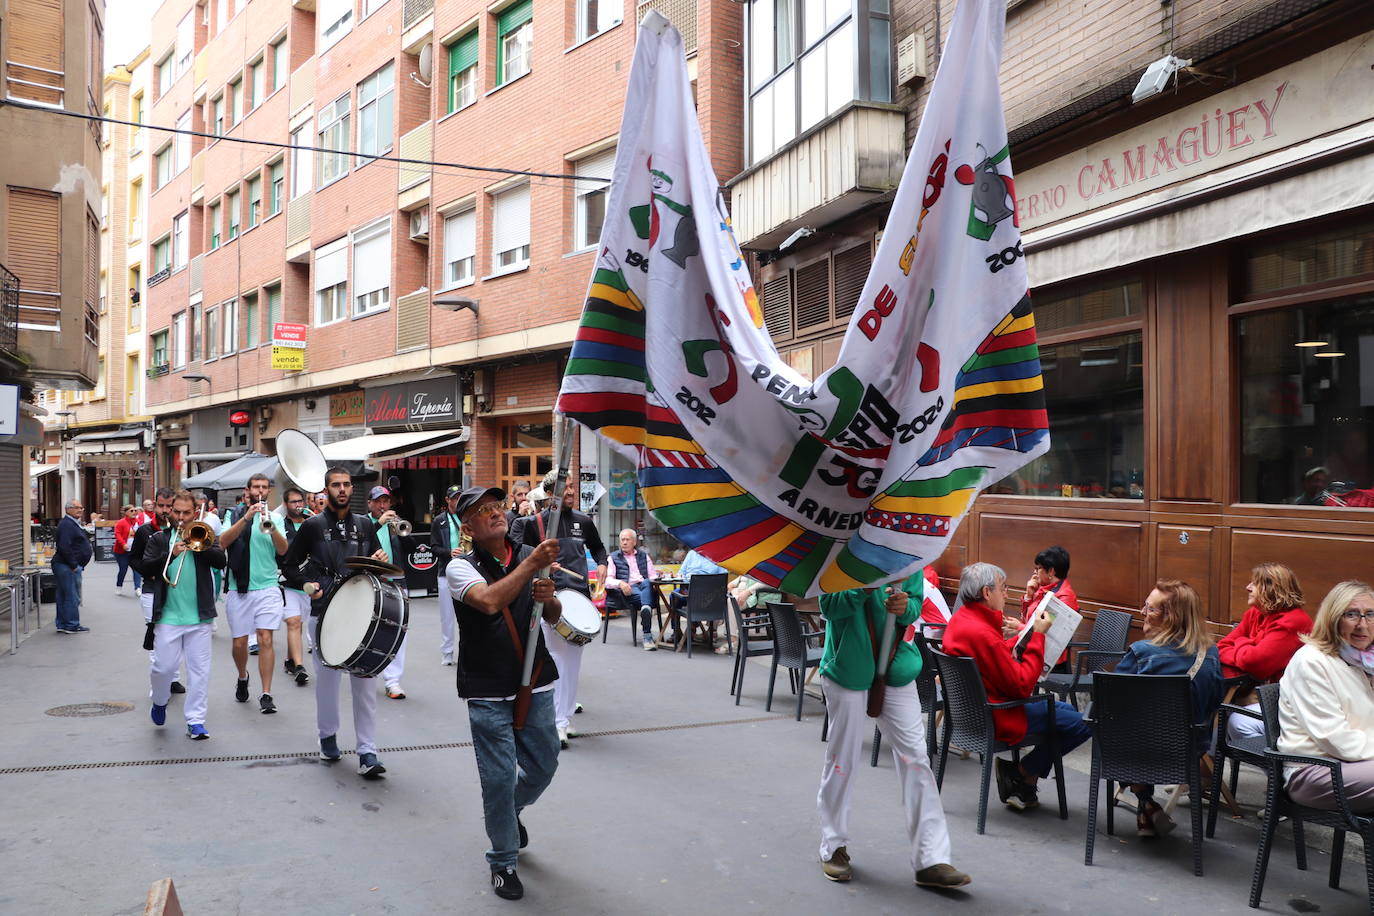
[941,562,1092,812]
[603,528,661,651]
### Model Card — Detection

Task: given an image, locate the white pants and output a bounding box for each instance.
[436,563,457,657]
[150,622,212,727]
[1228,702,1266,742]
[141,593,156,664]
[818,677,952,872]
[283,590,312,649]
[383,635,406,688]
[312,639,378,755]
[541,621,583,729]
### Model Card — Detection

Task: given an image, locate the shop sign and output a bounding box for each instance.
[272,322,307,371]
[330,391,364,426]
[364,376,462,430]
[1016,34,1374,233]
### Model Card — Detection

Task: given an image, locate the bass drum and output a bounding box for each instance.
[316,571,409,677]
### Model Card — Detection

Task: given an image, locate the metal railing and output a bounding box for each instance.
[0,264,18,352]
[4,60,65,107]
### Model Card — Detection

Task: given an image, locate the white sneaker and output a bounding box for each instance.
[566,726,578,739]
[558,725,569,749]
[642,635,657,651]
[441,651,455,666]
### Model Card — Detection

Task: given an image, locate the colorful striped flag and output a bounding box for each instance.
[557,1,1048,596]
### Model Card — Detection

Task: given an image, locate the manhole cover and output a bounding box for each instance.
[45,702,134,718]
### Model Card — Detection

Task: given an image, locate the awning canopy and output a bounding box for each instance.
[29,463,59,478]
[181,452,279,491]
[71,428,146,443]
[186,450,251,463]
[319,429,462,461]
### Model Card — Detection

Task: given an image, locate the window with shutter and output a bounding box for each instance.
[6,187,61,328]
[6,0,65,106]
[832,242,870,321]
[793,258,831,333]
[491,183,531,272]
[762,274,791,341]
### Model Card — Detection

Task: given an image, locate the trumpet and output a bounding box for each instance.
[388,517,412,537]
[260,509,276,531]
[163,520,215,587]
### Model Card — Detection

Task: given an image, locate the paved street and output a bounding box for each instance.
[0,560,1365,915]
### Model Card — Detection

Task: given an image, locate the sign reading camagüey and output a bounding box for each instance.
[557,1,1048,597]
[1016,31,1374,233]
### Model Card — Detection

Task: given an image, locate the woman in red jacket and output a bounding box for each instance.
[1020,545,1078,667]
[1218,562,1311,742]
[113,504,141,597]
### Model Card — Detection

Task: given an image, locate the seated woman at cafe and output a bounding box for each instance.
[1020,545,1077,668]
[1114,579,1223,837]
[1218,563,1311,742]
[1277,580,1374,814]
[717,574,785,654]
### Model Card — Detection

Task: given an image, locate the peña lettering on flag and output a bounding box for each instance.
[557,0,1048,597]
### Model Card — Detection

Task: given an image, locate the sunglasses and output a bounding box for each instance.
[464,501,508,522]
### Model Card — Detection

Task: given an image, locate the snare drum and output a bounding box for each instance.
[551,589,601,646]
[316,571,409,677]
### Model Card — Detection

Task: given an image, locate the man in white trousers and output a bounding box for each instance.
[281,467,390,779]
[144,489,227,739]
[218,473,290,714]
[429,485,464,666]
[278,487,313,677]
[367,485,407,699]
[130,488,182,693]
[513,469,608,749]
[816,575,970,890]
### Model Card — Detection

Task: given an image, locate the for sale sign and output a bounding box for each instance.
[271,322,307,371]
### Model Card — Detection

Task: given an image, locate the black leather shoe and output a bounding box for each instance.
[169,681,186,694]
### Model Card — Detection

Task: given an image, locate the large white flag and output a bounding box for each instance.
[558,0,1048,597]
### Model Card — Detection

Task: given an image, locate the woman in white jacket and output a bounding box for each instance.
[1277,580,1374,812]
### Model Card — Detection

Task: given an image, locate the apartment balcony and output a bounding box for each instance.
[398,122,431,211]
[289,64,314,118]
[729,103,906,250]
[285,192,312,262]
[402,0,434,54]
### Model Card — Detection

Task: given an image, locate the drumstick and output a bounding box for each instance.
[557,568,585,582]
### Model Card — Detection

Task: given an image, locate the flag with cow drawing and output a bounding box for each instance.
[556,0,1048,597]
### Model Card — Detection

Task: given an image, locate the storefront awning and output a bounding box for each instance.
[186,450,251,462]
[320,429,463,461]
[29,463,59,478]
[181,452,278,490]
[71,429,146,442]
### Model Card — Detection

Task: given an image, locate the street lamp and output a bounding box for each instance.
[434,296,480,316]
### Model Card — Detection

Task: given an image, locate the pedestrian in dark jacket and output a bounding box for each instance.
[54,498,95,633]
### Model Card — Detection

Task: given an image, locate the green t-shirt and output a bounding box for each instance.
[229,510,285,591]
[370,514,393,563]
[817,572,924,691]
[447,514,461,551]
[161,540,202,626]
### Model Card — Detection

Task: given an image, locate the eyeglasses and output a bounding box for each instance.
[1341,610,1374,623]
[464,501,508,522]
[1141,603,1164,616]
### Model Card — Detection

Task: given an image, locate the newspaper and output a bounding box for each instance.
[1012,591,1083,681]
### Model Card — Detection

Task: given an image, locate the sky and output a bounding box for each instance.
[105,0,153,71]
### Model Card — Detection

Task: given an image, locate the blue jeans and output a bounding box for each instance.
[53,560,83,630]
[114,553,141,590]
[1020,698,1092,778]
[609,581,655,634]
[467,689,560,869]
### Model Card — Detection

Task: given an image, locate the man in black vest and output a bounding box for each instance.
[430,484,464,666]
[445,485,562,901]
[603,528,662,651]
[130,487,182,693]
[277,487,313,680]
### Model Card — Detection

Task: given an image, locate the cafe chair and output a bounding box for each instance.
[867,631,944,764]
[1083,672,1209,877]
[1207,676,1272,837]
[766,601,824,721]
[679,573,730,658]
[730,594,774,704]
[931,649,1069,834]
[1042,608,1132,710]
[1249,685,1374,913]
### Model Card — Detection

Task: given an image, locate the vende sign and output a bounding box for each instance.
[1015,33,1374,233]
[363,376,462,430]
[272,323,308,347]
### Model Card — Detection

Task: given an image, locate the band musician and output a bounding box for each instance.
[281,467,391,779]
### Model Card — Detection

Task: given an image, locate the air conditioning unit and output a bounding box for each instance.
[409,209,430,242]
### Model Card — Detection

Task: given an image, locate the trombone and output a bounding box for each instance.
[163,520,215,587]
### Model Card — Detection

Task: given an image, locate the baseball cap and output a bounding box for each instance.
[368,485,391,500]
[452,486,507,520]
[445,484,464,500]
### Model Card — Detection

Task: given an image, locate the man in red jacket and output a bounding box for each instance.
[942,562,1092,812]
